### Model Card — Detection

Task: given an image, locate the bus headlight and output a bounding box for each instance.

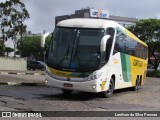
[88,71,102,81]
[45,80,48,83]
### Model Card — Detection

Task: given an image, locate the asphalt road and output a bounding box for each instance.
[0,75,160,119]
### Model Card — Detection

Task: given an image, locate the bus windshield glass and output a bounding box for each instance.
[48,27,104,72]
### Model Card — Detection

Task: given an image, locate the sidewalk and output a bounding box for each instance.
[0,70,45,86]
[0,70,45,75]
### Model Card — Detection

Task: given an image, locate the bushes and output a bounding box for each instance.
[147,70,160,78]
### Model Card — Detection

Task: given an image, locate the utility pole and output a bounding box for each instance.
[43,30,46,63]
[19,17,23,57]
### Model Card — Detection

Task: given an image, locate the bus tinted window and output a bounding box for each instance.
[114,30,148,59]
[114,30,127,53]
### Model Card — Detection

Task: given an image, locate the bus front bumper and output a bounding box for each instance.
[45,74,103,93]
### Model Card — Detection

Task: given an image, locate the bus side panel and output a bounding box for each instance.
[130,56,148,86]
[111,52,147,90]
[120,53,132,83]
[109,53,132,90]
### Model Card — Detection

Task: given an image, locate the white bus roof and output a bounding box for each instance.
[57,18,117,29]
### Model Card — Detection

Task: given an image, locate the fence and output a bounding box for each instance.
[0,57,27,71]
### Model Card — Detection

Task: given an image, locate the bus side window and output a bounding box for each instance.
[114,30,128,54]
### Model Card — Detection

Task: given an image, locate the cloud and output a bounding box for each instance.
[23,0,100,33]
[1,0,160,33]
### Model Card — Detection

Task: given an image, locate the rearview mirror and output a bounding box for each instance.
[41,32,50,48]
[100,35,111,52]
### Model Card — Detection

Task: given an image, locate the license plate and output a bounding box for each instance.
[63,83,73,87]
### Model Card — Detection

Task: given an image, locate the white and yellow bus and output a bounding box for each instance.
[42,18,148,97]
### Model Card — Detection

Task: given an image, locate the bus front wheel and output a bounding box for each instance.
[104,78,114,98]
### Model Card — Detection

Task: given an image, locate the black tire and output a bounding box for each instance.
[133,77,141,91]
[61,89,73,95]
[104,78,114,98]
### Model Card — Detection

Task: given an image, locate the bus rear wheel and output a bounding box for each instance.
[61,89,73,95]
[104,78,114,98]
[133,77,141,91]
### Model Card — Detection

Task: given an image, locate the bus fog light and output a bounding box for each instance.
[92,85,96,89]
[45,80,48,83]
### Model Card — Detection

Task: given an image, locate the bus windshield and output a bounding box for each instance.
[47,27,104,72]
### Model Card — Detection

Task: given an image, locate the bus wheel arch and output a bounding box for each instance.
[112,75,116,88]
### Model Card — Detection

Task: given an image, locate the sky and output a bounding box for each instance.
[1,0,160,33]
[1,0,160,51]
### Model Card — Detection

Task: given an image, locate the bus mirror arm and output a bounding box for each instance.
[100,35,110,64]
[100,35,110,52]
[41,32,50,48]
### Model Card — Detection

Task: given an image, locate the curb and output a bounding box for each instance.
[0,71,45,86]
[0,72,45,75]
[0,82,45,86]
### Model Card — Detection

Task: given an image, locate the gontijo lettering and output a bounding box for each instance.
[133,59,143,67]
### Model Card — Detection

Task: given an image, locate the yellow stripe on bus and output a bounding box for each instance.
[48,67,72,77]
[125,29,148,47]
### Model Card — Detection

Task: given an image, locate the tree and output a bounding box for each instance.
[5,47,14,56]
[128,19,160,70]
[0,41,5,56]
[17,35,51,60]
[1,1,8,56]
[0,0,29,56]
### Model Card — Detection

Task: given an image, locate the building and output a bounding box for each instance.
[55,8,138,28]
